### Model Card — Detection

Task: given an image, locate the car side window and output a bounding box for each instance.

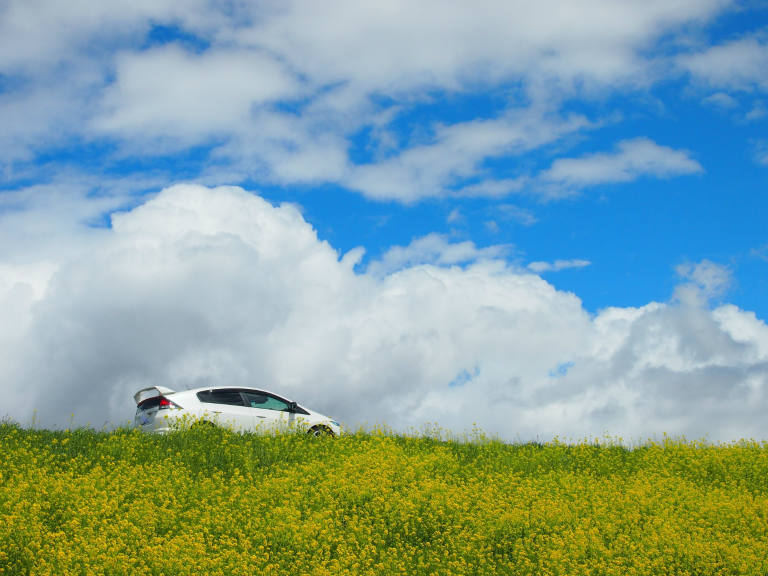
[197,389,246,406]
[242,391,290,412]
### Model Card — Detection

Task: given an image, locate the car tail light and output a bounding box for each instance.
[157,396,180,410]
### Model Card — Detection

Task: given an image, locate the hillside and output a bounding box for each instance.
[1,423,767,575]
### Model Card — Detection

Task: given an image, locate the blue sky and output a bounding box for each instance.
[1,1,768,439]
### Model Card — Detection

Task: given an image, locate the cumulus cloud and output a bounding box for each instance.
[539,138,703,195]
[1,184,766,441]
[0,179,135,262]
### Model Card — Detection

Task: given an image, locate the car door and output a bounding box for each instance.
[196,388,252,430]
[241,390,292,433]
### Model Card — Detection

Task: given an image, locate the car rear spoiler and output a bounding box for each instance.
[133,386,177,405]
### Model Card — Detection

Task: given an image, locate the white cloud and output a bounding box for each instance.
[366,233,512,277]
[1,184,767,441]
[0,179,135,262]
[754,140,768,166]
[702,92,739,108]
[0,262,53,419]
[0,65,104,168]
[94,46,300,143]
[446,209,463,224]
[345,110,590,202]
[2,0,730,89]
[752,244,768,263]
[528,259,591,273]
[446,204,537,234]
[713,305,768,360]
[455,178,530,199]
[239,0,729,94]
[0,1,218,163]
[494,204,538,227]
[539,138,703,195]
[0,1,208,71]
[746,101,767,121]
[680,35,768,92]
[673,259,732,307]
[485,221,501,234]
[0,0,735,199]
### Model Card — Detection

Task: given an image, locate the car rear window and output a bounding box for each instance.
[197,389,246,406]
[137,396,163,411]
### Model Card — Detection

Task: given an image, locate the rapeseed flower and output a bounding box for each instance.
[1,424,767,575]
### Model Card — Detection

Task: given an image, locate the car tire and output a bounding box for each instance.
[308,425,334,438]
[191,420,216,430]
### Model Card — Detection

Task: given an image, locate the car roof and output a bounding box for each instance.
[191,385,271,392]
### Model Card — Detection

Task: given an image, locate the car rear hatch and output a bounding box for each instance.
[134,386,178,430]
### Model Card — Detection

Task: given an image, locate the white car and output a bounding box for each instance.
[133,385,341,436]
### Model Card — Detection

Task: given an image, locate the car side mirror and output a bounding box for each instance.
[287,401,298,413]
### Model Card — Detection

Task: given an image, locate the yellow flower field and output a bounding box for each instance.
[1,422,767,575]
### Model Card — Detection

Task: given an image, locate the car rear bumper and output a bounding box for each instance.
[134,410,180,433]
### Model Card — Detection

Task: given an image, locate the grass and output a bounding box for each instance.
[1,422,768,575]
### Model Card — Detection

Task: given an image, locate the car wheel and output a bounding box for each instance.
[308,425,334,438]
[190,420,216,430]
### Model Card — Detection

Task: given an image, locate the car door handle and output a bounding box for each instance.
[256,415,266,419]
